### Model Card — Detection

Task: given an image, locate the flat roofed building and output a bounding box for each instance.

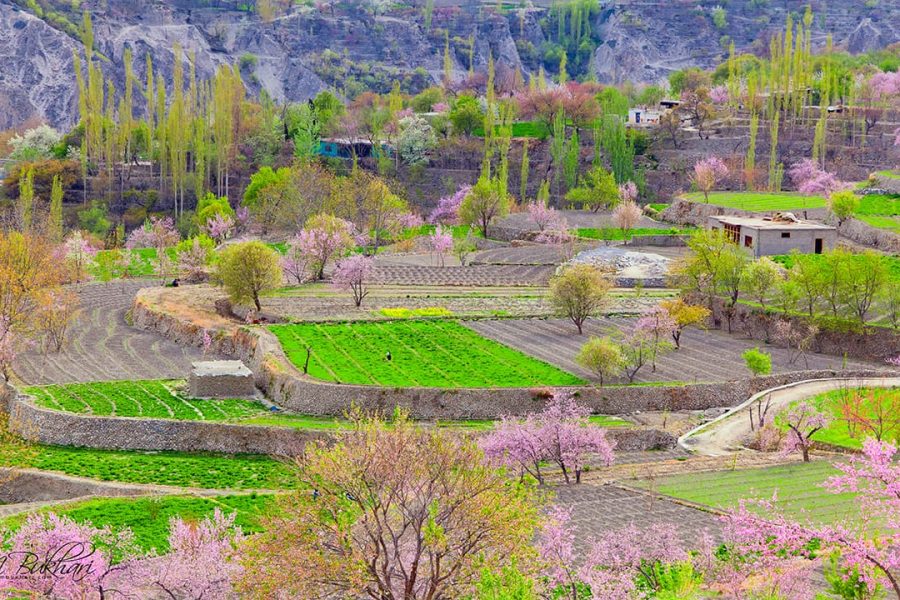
[707,214,837,257]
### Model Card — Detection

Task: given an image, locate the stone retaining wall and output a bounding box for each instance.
[834,217,900,253]
[8,394,323,455]
[5,385,676,453]
[707,297,900,363]
[661,199,828,226]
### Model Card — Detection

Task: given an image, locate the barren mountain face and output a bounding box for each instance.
[2,0,898,130]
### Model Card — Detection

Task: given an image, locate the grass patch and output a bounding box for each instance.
[399,224,481,241]
[1,495,275,553]
[648,203,669,212]
[876,170,900,180]
[269,320,585,388]
[91,247,169,279]
[857,214,900,233]
[772,253,900,283]
[379,307,453,319]
[0,443,296,490]
[473,120,549,140]
[682,191,827,211]
[781,387,900,450]
[574,227,695,241]
[634,462,858,527]
[25,380,270,422]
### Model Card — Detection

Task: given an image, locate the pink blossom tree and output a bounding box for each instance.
[887,355,900,368]
[331,254,375,307]
[527,201,557,232]
[633,306,677,371]
[64,231,98,283]
[788,159,849,197]
[125,216,180,250]
[397,212,424,229]
[118,509,244,599]
[537,506,581,598]
[611,200,642,243]
[780,401,830,462]
[0,512,141,599]
[579,523,690,600]
[618,181,638,204]
[428,185,470,225]
[203,212,235,243]
[710,84,729,104]
[481,393,615,485]
[297,215,356,280]
[428,225,454,266]
[692,157,729,202]
[281,237,314,284]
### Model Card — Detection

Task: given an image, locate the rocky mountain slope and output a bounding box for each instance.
[2,0,898,130]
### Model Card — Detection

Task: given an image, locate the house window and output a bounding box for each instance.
[781,232,791,238]
[744,235,753,247]
[723,224,740,244]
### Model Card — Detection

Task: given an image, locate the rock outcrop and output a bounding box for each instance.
[2,0,900,129]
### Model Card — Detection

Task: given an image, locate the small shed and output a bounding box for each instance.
[189,360,256,399]
[628,107,661,125]
[707,214,837,258]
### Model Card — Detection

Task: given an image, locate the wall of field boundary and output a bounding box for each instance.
[131,288,889,420]
[2,383,674,454]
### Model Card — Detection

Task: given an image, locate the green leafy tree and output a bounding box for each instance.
[565,165,619,212]
[740,257,783,310]
[828,190,859,224]
[18,167,35,230]
[195,193,235,229]
[549,264,613,334]
[217,241,282,311]
[742,347,772,377]
[459,176,510,238]
[449,95,484,136]
[576,336,625,385]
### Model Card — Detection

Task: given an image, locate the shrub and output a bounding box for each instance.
[742,347,772,377]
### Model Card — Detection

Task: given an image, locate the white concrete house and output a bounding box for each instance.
[707,214,837,257]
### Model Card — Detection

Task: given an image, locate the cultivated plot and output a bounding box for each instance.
[269,320,585,387]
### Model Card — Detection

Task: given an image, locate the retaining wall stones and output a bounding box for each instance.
[707,297,900,364]
[8,394,323,455]
[833,217,900,254]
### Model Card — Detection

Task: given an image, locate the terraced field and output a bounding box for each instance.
[0,494,276,553]
[269,320,585,387]
[780,386,900,450]
[0,443,296,490]
[464,317,874,384]
[12,281,209,385]
[633,461,858,527]
[682,191,828,211]
[26,380,268,421]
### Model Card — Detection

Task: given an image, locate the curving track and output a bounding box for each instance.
[13,281,209,385]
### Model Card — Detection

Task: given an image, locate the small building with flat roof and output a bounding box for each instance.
[707,213,837,257]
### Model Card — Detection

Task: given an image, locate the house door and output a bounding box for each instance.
[814,238,823,254]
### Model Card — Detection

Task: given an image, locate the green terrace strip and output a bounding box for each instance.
[269,320,586,388]
[877,170,900,180]
[182,412,630,431]
[780,387,900,450]
[24,380,271,422]
[681,191,828,211]
[855,193,900,232]
[22,379,629,430]
[772,253,900,283]
[473,120,549,140]
[90,247,177,279]
[0,495,275,553]
[647,203,669,212]
[1,443,297,490]
[633,461,859,528]
[574,227,696,241]
[399,224,483,241]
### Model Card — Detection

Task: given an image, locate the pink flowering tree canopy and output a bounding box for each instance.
[788,159,850,197]
[481,393,615,485]
[527,201,558,232]
[611,200,642,242]
[692,157,729,202]
[427,225,454,266]
[428,185,470,225]
[779,400,830,462]
[331,253,376,307]
[297,214,357,280]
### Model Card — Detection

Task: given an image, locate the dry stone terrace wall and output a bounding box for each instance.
[2,381,674,453]
[7,393,322,455]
